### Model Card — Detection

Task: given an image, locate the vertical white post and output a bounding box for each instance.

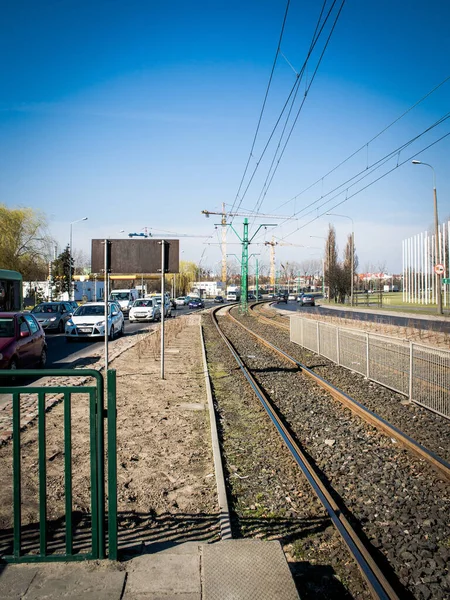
[409,341,414,401]
[336,326,340,366]
[366,332,370,379]
[160,240,166,380]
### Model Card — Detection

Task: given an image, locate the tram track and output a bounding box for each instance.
[207,304,450,600]
[234,305,450,481]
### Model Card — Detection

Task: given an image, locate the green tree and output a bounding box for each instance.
[52,246,73,297]
[0,204,54,277]
[325,225,339,301]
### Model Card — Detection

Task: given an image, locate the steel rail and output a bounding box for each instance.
[245,304,450,481]
[211,305,399,600]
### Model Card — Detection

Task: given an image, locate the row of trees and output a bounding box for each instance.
[325,225,358,302]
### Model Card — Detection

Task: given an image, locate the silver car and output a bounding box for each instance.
[31,301,74,333]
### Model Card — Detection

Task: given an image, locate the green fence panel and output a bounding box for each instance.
[0,368,117,563]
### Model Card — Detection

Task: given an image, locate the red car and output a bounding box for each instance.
[0,312,47,372]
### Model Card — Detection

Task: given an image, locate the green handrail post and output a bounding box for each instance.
[107,369,118,560]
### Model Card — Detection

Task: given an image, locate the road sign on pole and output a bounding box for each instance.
[442,278,450,284]
[434,263,445,275]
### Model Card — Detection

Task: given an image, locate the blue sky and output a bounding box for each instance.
[1,0,449,275]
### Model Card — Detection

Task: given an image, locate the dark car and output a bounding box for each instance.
[214,296,224,303]
[276,293,288,304]
[298,294,315,306]
[247,293,256,301]
[188,298,205,309]
[31,301,74,333]
[0,312,47,372]
[67,301,79,313]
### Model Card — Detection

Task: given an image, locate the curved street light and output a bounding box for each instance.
[412,160,442,315]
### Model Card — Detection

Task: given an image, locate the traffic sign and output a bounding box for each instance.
[434,263,445,275]
[443,278,450,284]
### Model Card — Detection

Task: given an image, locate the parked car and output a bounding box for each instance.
[188,298,205,309]
[0,312,47,371]
[129,298,160,323]
[175,296,187,307]
[31,301,75,333]
[276,293,288,304]
[214,296,224,303]
[298,294,315,306]
[65,302,125,341]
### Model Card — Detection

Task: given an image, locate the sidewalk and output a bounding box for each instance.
[1,539,300,600]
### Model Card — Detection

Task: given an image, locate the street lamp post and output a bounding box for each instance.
[69,217,88,301]
[326,213,354,306]
[412,160,443,315]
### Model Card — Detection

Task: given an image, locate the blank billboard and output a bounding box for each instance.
[91,239,179,274]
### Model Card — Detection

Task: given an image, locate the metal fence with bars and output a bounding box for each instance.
[0,369,117,563]
[290,316,450,420]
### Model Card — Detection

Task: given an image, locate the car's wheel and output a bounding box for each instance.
[58,320,64,333]
[109,326,115,341]
[38,347,47,368]
[120,321,125,336]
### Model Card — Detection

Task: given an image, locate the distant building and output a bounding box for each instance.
[191,281,224,298]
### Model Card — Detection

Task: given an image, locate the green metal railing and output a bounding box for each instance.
[0,369,117,563]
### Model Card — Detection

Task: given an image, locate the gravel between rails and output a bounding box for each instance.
[212,309,450,600]
[248,307,450,464]
[203,314,371,599]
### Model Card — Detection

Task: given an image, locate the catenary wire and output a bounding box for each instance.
[273,75,450,213]
[231,0,335,224]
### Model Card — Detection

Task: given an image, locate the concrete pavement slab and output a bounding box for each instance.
[203,540,300,600]
[0,565,38,600]
[19,562,126,600]
[123,549,201,599]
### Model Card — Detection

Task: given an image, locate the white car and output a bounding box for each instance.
[175,296,187,307]
[288,293,296,301]
[129,298,160,323]
[65,301,125,342]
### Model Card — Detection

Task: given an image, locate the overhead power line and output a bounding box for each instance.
[273,75,450,214]
[230,0,345,223]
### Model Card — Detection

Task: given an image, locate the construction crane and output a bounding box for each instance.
[264,237,306,287]
[202,208,297,288]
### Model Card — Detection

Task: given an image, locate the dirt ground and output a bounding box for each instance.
[0,314,219,557]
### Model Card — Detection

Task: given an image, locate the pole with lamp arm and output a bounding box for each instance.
[412,160,443,315]
[69,217,88,301]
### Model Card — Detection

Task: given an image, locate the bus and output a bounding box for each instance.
[0,269,23,311]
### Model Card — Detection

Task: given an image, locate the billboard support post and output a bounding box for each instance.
[104,240,111,372]
[160,240,166,380]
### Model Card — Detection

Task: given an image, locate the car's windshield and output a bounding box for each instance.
[32,303,60,314]
[0,317,14,338]
[74,305,110,317]
[133,299,153,307]
[110,292,130,301]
